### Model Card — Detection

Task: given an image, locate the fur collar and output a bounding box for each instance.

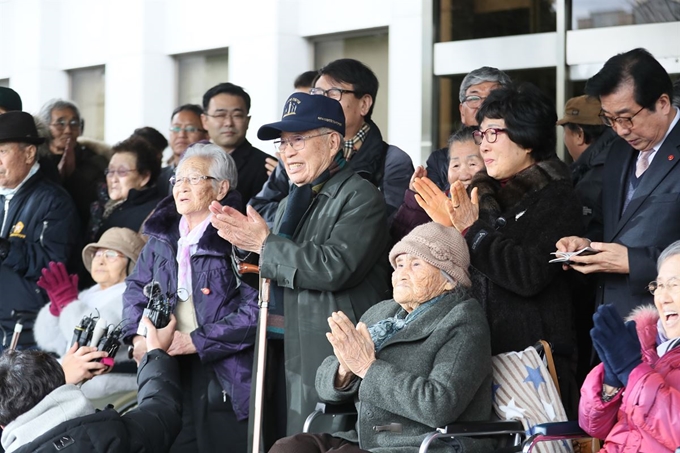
[471,158,571,219]
[143,190,241,255]
[627,304,660,355]
[77,137,113,159]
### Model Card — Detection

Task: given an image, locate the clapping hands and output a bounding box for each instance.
[326,311,376,380]
[590,304,642,387]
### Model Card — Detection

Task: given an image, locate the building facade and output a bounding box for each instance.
[0,0,678,165]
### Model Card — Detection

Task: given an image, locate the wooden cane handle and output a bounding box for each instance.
[238,262,260,275]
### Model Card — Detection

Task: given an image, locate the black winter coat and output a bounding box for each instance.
[570,128,617,240]
[230,140,270,205]
[45,143,109,232]
[464,159,583,355]
[0,171,79,346]
[12,350,182,453]
[92,187,164,241]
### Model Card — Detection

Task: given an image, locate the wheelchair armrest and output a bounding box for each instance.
[522,421,591,453]
[419,420,525,453]
[438,419,524,435]
[314,401,356,415]
[530,421,586,437]
[302,402,356,433]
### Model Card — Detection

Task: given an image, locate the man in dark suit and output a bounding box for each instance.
[557,48,680,317]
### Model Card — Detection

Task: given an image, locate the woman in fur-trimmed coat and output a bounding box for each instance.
[440,84,583,415]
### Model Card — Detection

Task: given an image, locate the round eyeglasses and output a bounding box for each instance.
[203,111,248,122]
[169,126,206,134]
[472,128,508,145]
[105,168,138,178]
[462,95,486,109]
[309,87,356,101]
[599,106,645,129]
[273,132,332,153]
[170,175,216,186]
[93,249,124,261]
[648,279,680,296]
[50,119,81,131]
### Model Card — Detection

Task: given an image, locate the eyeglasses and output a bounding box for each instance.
[203,111,248,122]
[169,174,216,186]
[273,132,332,153]
[50,119,81,131]
[93,249,124,261]
[309,87,356,101]
[472,128,508,145]
[105,168,138,178]
[648,278,680,295]
[462,95,486,109]
[599,106,645,129]
[169,126,206,134]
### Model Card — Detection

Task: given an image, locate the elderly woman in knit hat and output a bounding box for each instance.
[270,222,494,453]
[34,227,145,403]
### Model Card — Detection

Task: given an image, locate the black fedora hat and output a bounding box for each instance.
[0,111,45,145]
[0,87,22,112]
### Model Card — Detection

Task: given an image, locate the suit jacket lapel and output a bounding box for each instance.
[611,121,680,239]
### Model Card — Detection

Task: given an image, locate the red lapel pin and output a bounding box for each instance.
[201,288,211,295]
[669,155,675,161]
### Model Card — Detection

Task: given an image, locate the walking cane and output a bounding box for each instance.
[238,262,270,453]
[8,309,37,351]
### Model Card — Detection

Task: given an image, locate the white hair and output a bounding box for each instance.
[179,142,238,190]
[658,240,680,272]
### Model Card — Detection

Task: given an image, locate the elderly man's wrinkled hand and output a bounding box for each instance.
[326,311,376,379]
[62,343,109,385]
[568,242,629,275]
[167,330,197,356]
[209,202,270,253]
[413,177,453,226]
[446,181,479,233]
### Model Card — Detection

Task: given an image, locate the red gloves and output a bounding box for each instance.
[37,262,79,316]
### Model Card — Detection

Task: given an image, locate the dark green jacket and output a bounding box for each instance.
[260,166,392,433]
[316,290,494,453]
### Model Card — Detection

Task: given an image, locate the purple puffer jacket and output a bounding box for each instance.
[122,191,259,421]
[579,305,680,452]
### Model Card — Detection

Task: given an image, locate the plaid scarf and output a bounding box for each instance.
[343,122,371,161]
[267,151,347,338]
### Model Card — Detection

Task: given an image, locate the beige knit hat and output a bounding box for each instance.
[82,227,146,275]
[389,222,471,288]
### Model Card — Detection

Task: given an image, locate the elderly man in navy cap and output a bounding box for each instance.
[0,111,79,352]
[210,93,391,447]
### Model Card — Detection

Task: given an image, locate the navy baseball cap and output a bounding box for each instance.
[257,92,345,140]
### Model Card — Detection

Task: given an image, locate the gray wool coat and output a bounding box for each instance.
[260,166,393,434]
[315,289,495,453]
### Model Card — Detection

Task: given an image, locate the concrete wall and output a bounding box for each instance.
[0,0,431,165]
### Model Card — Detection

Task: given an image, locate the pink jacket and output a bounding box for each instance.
[578,305,680,452]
